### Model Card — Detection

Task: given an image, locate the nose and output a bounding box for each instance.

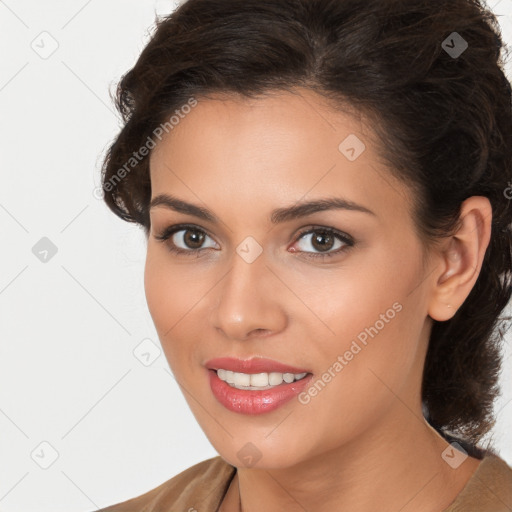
[210,248,288,342]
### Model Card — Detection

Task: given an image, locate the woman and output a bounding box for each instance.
[95,0,512,510]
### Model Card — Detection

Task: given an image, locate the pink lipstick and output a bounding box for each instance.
[205,357,313,415]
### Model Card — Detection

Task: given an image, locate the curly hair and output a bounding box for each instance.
[100,0,512,448]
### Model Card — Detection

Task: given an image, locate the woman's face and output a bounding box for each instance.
[145,88,437,469]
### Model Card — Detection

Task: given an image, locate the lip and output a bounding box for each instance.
[205,357,313,415]
[208,370,313,415]
[205,356,310,374]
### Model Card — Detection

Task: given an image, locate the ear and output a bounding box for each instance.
[428,196,492,322]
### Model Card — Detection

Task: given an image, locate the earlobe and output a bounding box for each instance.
[428,196,492,322]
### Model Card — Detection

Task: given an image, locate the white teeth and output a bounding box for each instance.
[234,372,251,387]
[216,369,308,390]
[269,372,283,386]
[250,373,268,387]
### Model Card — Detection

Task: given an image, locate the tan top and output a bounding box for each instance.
[97,453,512,511]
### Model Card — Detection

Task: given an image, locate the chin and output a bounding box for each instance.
[209,433,316,471]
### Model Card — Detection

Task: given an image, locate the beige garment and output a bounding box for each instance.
[96,453,512,511]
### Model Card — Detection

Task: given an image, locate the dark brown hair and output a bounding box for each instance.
[101,0,512,448]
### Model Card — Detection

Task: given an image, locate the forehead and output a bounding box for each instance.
[150,88,366,165]
[148,88,413,225]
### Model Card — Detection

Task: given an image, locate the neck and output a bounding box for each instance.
[227,407,481,512]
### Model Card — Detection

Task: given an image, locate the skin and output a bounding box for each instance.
[144,87,491,512]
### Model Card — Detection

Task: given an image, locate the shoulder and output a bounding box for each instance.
[444,453,512,511]
[96,456,236,512]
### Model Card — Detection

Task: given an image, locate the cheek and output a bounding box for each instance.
[143,249,209,370]
[294,247,424,386]
[144,250,170,330]
[143,251,185,359]
[284,307,422,454]
[144,248,198,331]
[287,261,401,346]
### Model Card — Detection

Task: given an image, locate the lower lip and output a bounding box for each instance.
[208,369,313,415]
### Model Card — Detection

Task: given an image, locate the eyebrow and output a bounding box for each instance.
[149,193,376,224]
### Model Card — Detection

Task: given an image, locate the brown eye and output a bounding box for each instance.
[180,229,206,249]
[154,224,218,256]
[310,231,336,252]
[291,227,355,260]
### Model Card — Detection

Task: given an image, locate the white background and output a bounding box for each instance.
[0,1,511,511]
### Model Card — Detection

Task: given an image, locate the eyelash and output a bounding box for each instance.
[154,223,355,261]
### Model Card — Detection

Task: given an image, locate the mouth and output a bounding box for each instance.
[205,357,313,414]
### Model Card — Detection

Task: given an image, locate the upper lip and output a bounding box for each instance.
[205,357,310,374]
